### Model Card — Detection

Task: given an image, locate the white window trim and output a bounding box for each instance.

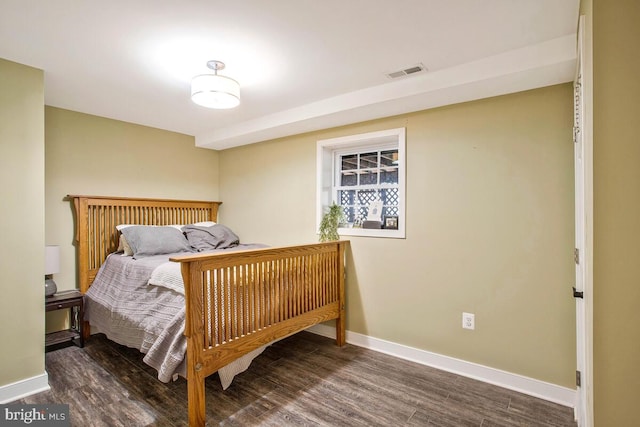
[317,127,406,239]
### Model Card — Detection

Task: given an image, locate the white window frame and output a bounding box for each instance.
[316,127,406,239]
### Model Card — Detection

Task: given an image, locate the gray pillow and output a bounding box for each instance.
[120,226,194,258]
[182,224,240,251]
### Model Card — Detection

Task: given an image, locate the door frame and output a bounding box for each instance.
[574,14,594,427]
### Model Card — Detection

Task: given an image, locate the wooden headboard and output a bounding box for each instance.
[68,195,222,293]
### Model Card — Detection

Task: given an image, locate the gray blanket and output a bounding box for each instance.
[84,244,268,385]
[182,224,240,251]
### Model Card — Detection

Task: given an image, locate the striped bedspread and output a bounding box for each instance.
[84,245,267,388]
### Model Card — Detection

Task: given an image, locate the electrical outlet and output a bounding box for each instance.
[462,312,475,330]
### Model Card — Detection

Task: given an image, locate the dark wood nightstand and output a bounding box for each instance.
[45,290,84,350]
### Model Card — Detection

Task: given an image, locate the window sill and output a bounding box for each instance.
[338,227,405,239]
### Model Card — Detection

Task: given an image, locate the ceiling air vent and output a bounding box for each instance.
[386,63,427,79]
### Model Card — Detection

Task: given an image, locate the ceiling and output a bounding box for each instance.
[0,0,579,150]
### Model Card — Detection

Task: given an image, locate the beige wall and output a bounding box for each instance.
[592,0,640,424]
[45,107,220,330]
[220,84,576,387]
[0,59,45,387]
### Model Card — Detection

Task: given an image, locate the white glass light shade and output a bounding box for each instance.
[191,74,240,109]
[45,245,60,275]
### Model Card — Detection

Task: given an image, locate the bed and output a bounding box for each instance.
[69,195,349,426]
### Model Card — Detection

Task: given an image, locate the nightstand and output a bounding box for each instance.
[45,290,84,350]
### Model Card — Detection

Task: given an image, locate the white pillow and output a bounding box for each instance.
[190,221,217,227]
[117,234,134,256]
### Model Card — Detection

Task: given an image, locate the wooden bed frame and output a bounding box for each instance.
[69,195,349,426]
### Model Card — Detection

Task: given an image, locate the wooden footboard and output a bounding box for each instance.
[171,240,349,427]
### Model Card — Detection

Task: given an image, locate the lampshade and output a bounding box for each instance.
[191,60,240,109]
[45,245,60,275]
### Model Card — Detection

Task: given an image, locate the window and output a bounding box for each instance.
[317,128,405,238]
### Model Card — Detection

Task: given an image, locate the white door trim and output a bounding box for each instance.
[574,14,594,427]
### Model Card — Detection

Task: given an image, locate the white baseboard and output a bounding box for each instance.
[306,324,575,408]
[0,373,50,404]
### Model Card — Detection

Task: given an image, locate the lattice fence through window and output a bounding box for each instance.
[339,188,399,223]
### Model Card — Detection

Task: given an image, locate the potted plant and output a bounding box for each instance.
[319,203,346,242]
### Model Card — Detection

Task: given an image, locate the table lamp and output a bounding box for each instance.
[45,245,60,297]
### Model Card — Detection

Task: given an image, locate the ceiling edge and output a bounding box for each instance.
[196,34,577,151]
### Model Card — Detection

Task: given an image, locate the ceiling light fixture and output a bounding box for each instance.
[191,60,240,109]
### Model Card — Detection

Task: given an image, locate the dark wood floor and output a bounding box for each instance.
[16,332,576,426]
